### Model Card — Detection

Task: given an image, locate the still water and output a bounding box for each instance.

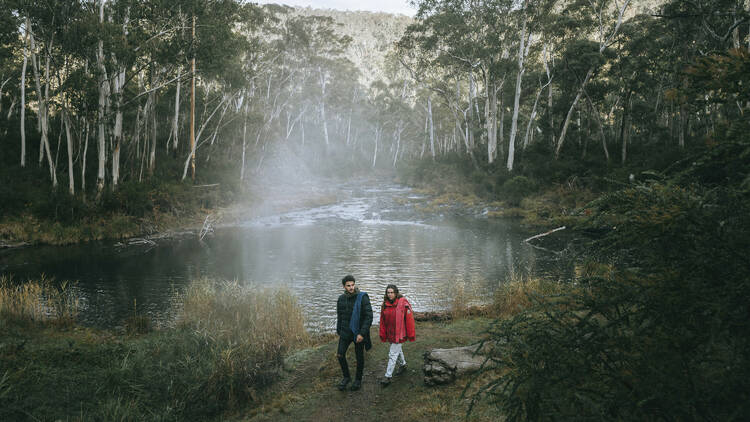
[0,183,566,331]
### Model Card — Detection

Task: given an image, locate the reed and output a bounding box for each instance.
[178,278,309,354]
[0,275,79,326]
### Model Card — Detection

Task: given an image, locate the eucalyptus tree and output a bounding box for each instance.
[0,5,23,165]
[552,0,631,159]
[401,0,561,168]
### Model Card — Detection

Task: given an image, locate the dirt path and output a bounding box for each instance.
[242,319,499,422]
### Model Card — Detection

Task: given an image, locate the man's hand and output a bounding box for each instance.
[356,334,364,343]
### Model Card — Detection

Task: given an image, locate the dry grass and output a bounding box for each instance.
[177,279,309,357]
[124,299,153,335]
[0,275,79,326]
[490,275,567,319]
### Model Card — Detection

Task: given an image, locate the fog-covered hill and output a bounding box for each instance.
[292,7,412,85]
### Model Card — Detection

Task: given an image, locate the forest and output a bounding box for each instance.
[1,0,749,420]
[0,0,746,226]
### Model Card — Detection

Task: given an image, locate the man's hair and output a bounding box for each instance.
[341,275,356,285]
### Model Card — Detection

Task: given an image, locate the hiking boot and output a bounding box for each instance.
[380,376,392,387]
[395,363,407,376]
[337,377,351,391]
[349,379,362,391]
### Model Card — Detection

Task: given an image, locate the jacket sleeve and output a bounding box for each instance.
[360,293,373,334]
[336,296,342,336]
[405,301,416,341]
[378,304,386,342]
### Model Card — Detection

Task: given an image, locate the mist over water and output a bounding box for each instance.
[0,181,565,331]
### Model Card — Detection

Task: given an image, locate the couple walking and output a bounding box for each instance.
[335,275,416,391]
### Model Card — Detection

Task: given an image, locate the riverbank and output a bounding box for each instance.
[0,275,551,421]
[394,159,600,230]
[0,179,341,249]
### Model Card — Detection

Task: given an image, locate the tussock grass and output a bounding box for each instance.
[178,279,309,354]
[0,275,79,326]
[490,275,566,319]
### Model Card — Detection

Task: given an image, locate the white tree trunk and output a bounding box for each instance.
[240,102,248,181]
[508,19,529,171]
[20,18,29,167]
[172,66,181,151]
[523,78,552,150]
[543,43,555,146]
[428,97,435,159]
[29,29,57,187]
[372,126,380,167]
[319,67,329,147]
[96,0,108,193]
[112,68,125,188]
[393,123,403,167]
[81,120,89,194]
[181,93,232,180]
[149,90,157,175]
[487,80,498,164]
[468,72,476,149]
[63,107,75,195]
[555,68,593,159]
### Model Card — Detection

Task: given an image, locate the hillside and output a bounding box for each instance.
[292,7,413,85]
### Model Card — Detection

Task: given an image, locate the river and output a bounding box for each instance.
[0,182,568,331]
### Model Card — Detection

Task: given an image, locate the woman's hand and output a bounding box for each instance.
[356,334,364,343]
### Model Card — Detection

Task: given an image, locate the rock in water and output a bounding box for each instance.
[422,343,492,386]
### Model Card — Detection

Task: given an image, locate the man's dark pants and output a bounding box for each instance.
[337,336,364,380]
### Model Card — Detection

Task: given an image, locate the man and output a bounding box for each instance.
[336,274,373,391]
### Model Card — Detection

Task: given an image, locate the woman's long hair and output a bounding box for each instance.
[383,284,402,306]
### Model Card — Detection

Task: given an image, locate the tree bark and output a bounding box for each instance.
[81,120,89,194]
[190,14,196,181]
[428,96,435,159]
[96,0,108,195]
[318,66,329,148]
[240,101,248,181]
[555,67,593,159]
[29,28,57,187]
[372,125,380,167]
[508,18,528,171]
[523,77,552,150]
[172,66,181,152]
[20,18,29,167]
[486,79,499,164]
[63,107,75,195]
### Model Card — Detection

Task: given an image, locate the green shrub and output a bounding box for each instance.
[501,176,536,206]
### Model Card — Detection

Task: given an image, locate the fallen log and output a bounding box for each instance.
[423,343,494,386]
[413,305,489,322]
[523,225,566,243]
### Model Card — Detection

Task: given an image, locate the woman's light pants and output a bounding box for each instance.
[385,342,406,378]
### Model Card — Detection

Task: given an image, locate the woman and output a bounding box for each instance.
[378,284,416,386]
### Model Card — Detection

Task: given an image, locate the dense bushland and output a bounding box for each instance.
[470,139,750,420]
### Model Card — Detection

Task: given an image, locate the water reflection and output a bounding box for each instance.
[0,184,565,330]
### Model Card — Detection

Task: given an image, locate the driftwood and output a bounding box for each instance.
[199,214,215,240]
[523,225,566,243]
[423,343,494,386]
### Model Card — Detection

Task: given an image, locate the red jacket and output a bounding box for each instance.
[379,297,416,343]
